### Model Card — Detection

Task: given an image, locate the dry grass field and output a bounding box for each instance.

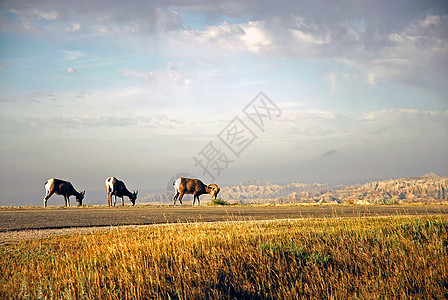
[1,214,447,299]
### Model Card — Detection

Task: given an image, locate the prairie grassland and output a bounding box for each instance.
[1,216,447,299]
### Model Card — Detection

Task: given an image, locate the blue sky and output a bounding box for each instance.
[0,0,447,206]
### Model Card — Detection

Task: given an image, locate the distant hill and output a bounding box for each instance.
[332,174,447,204]
[272,174,447,205]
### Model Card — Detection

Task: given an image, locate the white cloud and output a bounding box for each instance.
[1,114,188,133]
[326,73,338,91]
[366,72,377,86]
[65,23,82,32]
[170,10,447,93]
[240,21,272,53]
[419,14,442,28]
[87,6,183,37]
[3,4,183,38]
[64,67,77,73]
[62,50,85,61]
[11,8,59,21]
[360,14,448,87]
[276,108,447,142]
[119,69,151,80]
[119,63,193,85]
[33,9,59,20]
[179,20,272,54]
[0,92,57,103]
[24,92,56,103]
[360,109,442,122]
[326,72,361,90]
[5,8,59,32]
[290,29,329,45]
[358,109,447,138]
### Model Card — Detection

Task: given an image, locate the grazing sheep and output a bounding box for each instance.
[173,177,220,205]
[43,178,85,207]
[105,176,138,206]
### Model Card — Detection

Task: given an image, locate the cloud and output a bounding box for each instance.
[11,92,56,103]
[276,108,447,142]
[359,109,447,138]
[75,91,90,99]
[119,63,193,85]
[326,72,360,91]
[61,50,85,61]
[0,92,57,103]
[65,23,81,32]
[87,6,184,36]
[290,28,329,45]
[34,9,58,20]
[360,109,443,123]
[357,14,448,88]
[3,1,446,67]
[11,8,59,21]
[4,7,59,32]
[119,69,152,80]
[326,73,338,92]
[323,149,338,156]
[0,114,186,131]
[2,2,183,37]
[366,72,377,86]
[168,6,447,93]
[173,9,370,57]
[64,67,76,73]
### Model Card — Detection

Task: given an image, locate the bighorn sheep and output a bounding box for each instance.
[173,177,220,205]
[105,176,138,206]
[43,178,85,207]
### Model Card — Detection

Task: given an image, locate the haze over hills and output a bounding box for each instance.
[219,182,340,204]
[330,173,447,205]
[141,173,448,205]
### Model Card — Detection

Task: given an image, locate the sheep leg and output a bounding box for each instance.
[193,194,200,206]
[173,191,179,205]
[43,191,54,207]
[178,192,184,205]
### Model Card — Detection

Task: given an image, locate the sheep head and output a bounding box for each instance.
[130,190,138,205]
[207,184,220,199]
[76,191,85,206]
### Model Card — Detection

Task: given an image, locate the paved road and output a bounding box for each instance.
[1,205,447,232]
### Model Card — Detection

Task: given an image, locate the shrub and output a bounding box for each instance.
[211,198,228,205]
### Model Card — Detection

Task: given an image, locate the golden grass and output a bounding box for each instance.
[1,216,447,299]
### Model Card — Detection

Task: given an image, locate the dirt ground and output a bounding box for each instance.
[1,204,447,244]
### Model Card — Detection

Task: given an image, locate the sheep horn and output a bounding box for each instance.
[208,184,218,190]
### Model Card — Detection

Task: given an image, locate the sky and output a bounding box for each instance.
[0,0,447,206]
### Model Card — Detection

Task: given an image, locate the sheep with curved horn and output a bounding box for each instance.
[173,177,220,205]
